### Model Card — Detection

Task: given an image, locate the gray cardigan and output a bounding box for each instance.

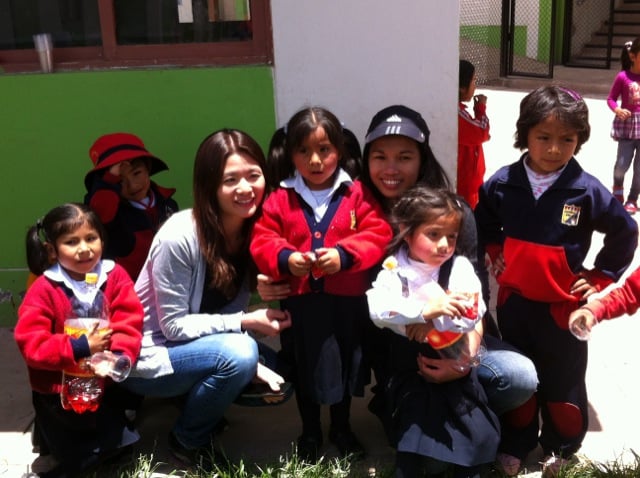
[131,209,249,378]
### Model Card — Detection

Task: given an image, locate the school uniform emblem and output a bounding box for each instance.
[561,204,580,226]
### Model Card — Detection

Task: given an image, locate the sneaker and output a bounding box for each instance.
[541,454,578,478]
[30,454,59,475]
[624,201,638,214]
[495,452,521,476]
[329,428,366,460]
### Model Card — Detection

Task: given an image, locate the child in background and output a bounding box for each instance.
[84,133,178,280]
[15,203,143,477]
[250,107,392,461]
[607,37,640,214]
[367,186,499,478]
[475,86,638,477]
[458,59,490,209]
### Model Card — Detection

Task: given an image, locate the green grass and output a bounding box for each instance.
[84,449,640,478]
[89,451,392,477]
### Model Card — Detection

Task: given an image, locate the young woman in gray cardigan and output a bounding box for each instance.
[121,129,291,470]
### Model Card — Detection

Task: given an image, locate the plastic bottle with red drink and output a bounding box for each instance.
[60,272,109,413]
[433,291,484,372]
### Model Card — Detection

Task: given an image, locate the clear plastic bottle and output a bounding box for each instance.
[60,272,109,413]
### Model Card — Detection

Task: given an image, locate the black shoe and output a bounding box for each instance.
[329,428,366,460]
[296,433,323,462]
[213,416,229,435]
[168,432,218,471]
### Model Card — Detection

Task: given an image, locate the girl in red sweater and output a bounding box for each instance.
[250,107,392,461]
[15,203,143,477]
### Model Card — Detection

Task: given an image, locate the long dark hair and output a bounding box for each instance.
[621,38,640,71]
[192,129,266,297]
[26,203,105,275]
[361,105,450,211]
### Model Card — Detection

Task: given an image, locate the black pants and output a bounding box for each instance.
[296,386,352,436]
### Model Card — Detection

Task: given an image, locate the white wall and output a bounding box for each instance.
[270,0,460,183]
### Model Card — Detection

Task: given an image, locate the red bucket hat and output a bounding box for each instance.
[84,133,168,190]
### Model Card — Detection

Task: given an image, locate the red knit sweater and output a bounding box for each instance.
[15,264,143,394]
[250,181,392,296]
[586,265,640,320]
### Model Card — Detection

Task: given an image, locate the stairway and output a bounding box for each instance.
[572,0,640,67]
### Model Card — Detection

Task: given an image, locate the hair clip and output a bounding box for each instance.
[559,87,582,102]
[36,218,47,243]
[626,41,633,50]
[283,123,288,135]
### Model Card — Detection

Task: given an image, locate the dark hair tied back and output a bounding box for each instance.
[25,203,105,276]
[621,37,640,71]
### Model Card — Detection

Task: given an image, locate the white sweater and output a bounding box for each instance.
[366,247,486,337]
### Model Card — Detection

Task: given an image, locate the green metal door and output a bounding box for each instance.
[502,0,556,78]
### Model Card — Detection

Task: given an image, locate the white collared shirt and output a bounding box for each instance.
[281,168,353,222]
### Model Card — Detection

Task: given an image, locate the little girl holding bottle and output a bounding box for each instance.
[15,203,143,477]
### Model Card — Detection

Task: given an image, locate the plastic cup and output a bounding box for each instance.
[569,319,592,341]
[90,352,132,382]
[33,33,53,73]
[437,335,486,372]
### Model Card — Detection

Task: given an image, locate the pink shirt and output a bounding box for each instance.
[607,70,640,113]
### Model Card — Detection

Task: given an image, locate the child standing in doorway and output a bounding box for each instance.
[84,133,179,280]
[15,203,143,477]
[607,37,640,214]
[475,86,638,477]
[458,59,490,209]
[250,107,392,461]
[367,186,499,478]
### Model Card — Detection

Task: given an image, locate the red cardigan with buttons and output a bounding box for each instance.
[250,181,392,297]
[15,264,143,394]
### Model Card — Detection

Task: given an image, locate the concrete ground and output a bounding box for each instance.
[3,67,640,477]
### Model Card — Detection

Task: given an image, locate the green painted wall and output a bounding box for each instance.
[459,25,527,57]
[0,66,276,325]
[537,0,553,63]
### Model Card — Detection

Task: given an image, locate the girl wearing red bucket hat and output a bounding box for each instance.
[84,133,178,281]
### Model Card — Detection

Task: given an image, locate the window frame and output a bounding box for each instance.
[0,0,273,73]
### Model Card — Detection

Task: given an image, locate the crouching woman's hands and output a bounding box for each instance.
[241,308,292,337]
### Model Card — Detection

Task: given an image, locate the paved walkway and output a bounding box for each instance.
[3,68,640,477]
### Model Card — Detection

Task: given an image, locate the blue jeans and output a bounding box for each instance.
[614,139,640,201]
[477,334,538,416]
[121,333,258,449]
